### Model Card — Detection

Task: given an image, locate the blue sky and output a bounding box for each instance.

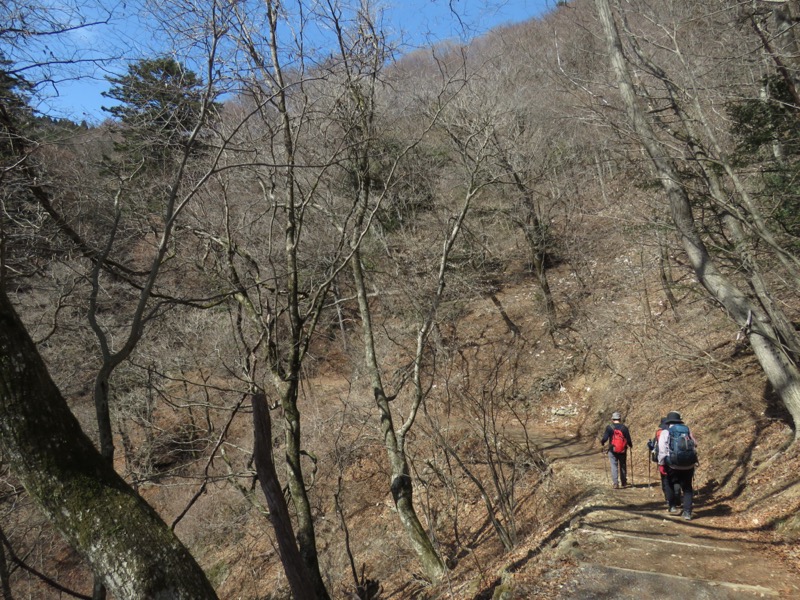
[24,0,553,123]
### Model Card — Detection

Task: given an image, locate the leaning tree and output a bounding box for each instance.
[593,0,800,436]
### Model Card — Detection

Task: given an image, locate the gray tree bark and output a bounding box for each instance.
[225,6,332,596]
[350,247,448,582]
[0,290,219,599]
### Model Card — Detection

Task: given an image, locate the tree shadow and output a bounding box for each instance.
[534,436,601,462]
[699,393,786,508]
[762,379,795,431]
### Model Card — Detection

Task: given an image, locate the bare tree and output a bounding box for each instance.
[323,7,451,583]
[424,339,547,553]
[0,526,10,600]
[593,0,800,435]
[181,0,395,594]
[343,36,530,576]
[87,54,223,467]
[0,3,251,596]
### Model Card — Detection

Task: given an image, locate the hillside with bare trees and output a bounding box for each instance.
[2,1,800,598]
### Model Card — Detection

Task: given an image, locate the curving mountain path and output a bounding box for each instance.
[523,428,799,599]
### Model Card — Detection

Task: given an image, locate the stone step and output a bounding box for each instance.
[560,563,780,599]
[570,524,782,592]
[577,526,738,553]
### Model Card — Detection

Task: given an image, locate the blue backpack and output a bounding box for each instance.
[666,424,697,468]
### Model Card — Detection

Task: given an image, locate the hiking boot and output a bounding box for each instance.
[682,511,692,521]
[668,506,679,514]
[612,483,619,489]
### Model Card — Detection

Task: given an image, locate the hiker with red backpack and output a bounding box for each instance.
[657,411,698,521]
[601,411,633,489]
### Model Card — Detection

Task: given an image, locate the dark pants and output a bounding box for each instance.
[609,451,627,486]
[665,467,694,514]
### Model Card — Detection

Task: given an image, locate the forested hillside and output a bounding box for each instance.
[2,1,800,598]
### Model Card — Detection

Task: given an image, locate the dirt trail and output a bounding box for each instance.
[529,428,799,599]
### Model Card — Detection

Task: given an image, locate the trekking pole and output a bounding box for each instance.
[629,446,634,487]
[694,459,701,500]
[602,447,609,485]
[647,449,652,490]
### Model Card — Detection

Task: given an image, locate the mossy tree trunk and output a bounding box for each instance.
[0,290,218,599]
[0,528,11,600]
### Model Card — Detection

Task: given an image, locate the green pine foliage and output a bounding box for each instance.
[729,75,800,158]
[0,55,33,155]
[101,57,214,174]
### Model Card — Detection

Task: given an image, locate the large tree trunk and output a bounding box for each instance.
[0,529,11,600]
[0,290,219,599]
[594,0,800,436]
[278,380,331,599]
[260,372,330,600]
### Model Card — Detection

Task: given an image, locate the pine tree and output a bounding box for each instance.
[102,57,212,172]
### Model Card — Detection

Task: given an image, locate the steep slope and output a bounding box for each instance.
[429,419,799,599]
[402,269,800,599]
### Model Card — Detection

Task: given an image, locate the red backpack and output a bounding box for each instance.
[611,428,628,453]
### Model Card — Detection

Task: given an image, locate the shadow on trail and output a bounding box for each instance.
[565,485,794,545]
[534,437,601,462]
[704,397,794,510]
[620,483,653,490]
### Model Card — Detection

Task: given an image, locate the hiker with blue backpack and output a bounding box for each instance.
[657,411,698,521]
[601,411,633,489]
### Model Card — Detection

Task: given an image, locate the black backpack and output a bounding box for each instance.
[666,424,697,468]
[647,434,659,463]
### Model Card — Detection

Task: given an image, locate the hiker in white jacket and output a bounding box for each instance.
[657,411,698,520]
